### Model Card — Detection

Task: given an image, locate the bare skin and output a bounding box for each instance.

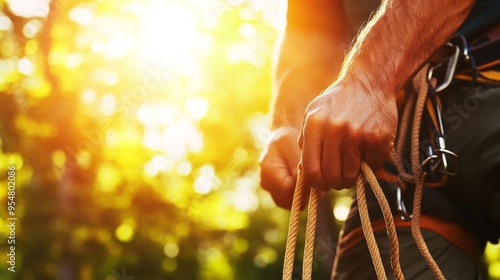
[260,0,475,207]
[260,0,350,208]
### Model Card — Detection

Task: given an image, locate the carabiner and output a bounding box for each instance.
[396,186,412,221]
[436,136,460,176]
[427,43,460,92]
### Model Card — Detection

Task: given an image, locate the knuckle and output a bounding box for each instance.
[325,121,354,139]
[303,115,320,131]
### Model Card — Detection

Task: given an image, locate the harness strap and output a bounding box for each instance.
[440,23,500,83]
[336,215,482,260]
[456,31,500,75]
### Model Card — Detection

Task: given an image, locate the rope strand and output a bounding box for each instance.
[410,67,445,280]
[282,170,306,280]
[360,163,404,280]
[357,174,388,280]
[302,187,320,280]
[284,164,404,280]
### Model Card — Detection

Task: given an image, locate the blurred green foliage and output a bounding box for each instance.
[0,0,301,279]
[0,0,499,280]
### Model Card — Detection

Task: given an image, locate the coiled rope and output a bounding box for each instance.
[282,65,445,279]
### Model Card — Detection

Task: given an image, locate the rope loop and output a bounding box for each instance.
[282,64,445,280]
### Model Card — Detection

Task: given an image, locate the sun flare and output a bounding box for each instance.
[137,0,212,71]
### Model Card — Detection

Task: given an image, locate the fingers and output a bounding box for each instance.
[299,117,327,191]
[358,120,395,172]
[297,88,397,192]
[340,139,361,189]
[260,161,296,208]
[360,135,394,171]
[300,123,361,191]
[277,131,301,178]
[260,159,309,209]
[259,127,302,209]
[320,131,341,190]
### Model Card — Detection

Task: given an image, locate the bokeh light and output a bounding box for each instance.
[0,0,498,279]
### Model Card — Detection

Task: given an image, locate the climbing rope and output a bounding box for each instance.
[282,64,445,279]
[303,187,320,278]
[409,66,446,280]
[282,171,306,280]
[283,163,403,280]
[357,162,404,280]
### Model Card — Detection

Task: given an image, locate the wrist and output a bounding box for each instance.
[269,124,300,138]
[334,68,400,101]
[271,114,302,131]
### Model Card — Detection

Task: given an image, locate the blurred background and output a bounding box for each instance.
[0,0,499,279]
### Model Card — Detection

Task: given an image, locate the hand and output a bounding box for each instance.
[298,81,398,191]
[259,126,308,209]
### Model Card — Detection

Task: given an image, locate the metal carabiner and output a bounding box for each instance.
[395,42,462,221]
[436,136,460,176]
[431,100,459,176]
[426,43,461,176]
[427,43,460,92]
[396,186,412,221]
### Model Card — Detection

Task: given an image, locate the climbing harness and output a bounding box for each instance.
[281,36,496,279]
[282,28,500,279]
[282,65,446,280]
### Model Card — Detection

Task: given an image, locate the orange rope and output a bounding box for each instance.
[282,65,445,280]
[303,187,320,279]
[282,170,305,280]
[283,164,403,280]
[359,163,404,279]
[410,66,445,280]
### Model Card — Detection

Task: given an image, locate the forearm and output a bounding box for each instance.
[271,35,345,129]
[336,0,476,95]
[271,0,350,130]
